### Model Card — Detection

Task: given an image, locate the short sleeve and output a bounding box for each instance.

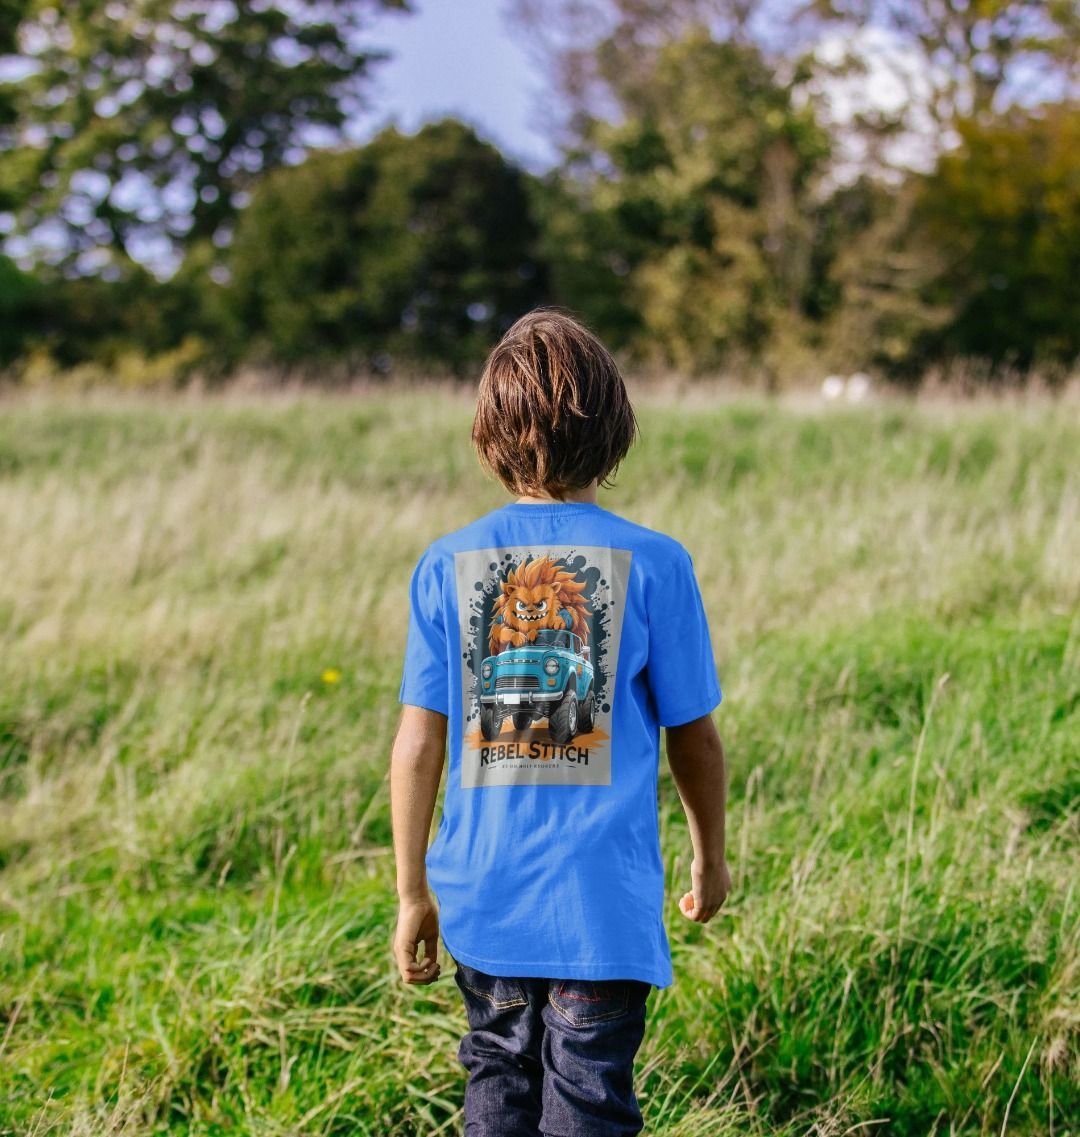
[645,546,722,727]
[399,546,450,717]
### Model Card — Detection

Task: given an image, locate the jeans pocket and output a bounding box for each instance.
[547,978,647,1027]
[454,962,529,1010]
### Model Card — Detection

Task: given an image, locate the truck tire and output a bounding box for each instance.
[512,711,533,731]
[548,686,578,745]
[480,703,502,741]
[578,689,596,733]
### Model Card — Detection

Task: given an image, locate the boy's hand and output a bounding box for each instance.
[394,894,442,984]
[678,856,731,924]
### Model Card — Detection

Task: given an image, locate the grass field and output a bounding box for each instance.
[0,387,1077,1136]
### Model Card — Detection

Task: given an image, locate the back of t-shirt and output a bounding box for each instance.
[399,500,722,989]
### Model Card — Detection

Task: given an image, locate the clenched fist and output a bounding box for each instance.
[678,857,731,924]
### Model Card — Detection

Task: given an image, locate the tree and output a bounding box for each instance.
[0,0,409,274]
[798,0,1080,128]
[509,0,793,146]
[815,177,952,380]
[914,103,1080,369]
[538,30,830,373]
[0,253,42,364]
[225,119,549,373]
[0,1,29,140]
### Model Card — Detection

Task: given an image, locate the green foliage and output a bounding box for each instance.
[8,262,210,381]
[0,0,28,153]
[545,32,831,373]
[528,172,646,358]
[814,178,954,380]
[225,120,548,373]
[915,104,1080,370]
[1,2,1078,383]
[0,252,42,364]
[0,0,409,269]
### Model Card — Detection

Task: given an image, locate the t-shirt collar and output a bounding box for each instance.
[500,500,605,516]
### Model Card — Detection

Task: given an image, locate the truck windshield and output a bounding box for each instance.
[533,630,571,649]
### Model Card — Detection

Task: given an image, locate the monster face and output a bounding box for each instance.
[489,556,591,654]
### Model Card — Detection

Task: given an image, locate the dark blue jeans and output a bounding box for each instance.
[453,961,652,1136]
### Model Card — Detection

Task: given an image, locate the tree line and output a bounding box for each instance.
[1,0,1078,386]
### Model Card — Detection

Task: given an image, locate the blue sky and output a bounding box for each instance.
[353,0,558,171]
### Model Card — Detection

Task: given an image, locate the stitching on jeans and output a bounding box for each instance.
[458,976,528,1009]
[556,980,603,1002]
[548,983,629,1025]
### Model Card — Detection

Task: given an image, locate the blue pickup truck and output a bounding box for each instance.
[478,628,596,744]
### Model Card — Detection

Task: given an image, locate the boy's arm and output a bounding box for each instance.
[390,705,447,983]
[665,712,731,924]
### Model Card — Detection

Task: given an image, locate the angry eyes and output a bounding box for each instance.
[515,598,548,616]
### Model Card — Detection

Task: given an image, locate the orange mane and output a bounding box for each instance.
[489,556,591,655]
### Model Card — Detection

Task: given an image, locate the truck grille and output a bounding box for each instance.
[495,674,538,690]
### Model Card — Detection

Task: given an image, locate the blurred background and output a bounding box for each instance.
[1,0,1078,389]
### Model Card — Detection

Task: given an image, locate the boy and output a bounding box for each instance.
[390,308,730,1136]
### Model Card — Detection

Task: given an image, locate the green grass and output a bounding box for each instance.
[0,387,1077,1135]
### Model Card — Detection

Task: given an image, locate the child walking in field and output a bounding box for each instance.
[390,309,730,1136]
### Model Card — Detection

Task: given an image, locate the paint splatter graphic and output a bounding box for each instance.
[453,546,631,789]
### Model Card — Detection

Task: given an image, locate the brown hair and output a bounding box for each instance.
[471,308,639,499]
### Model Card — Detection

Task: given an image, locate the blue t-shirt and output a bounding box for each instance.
[398,500,722,989]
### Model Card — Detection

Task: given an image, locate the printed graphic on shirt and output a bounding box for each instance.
[454,546,632,788]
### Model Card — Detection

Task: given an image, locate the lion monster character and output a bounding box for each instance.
[489,557,591,655]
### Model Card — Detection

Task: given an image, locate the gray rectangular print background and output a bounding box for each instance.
[454,545,632,788]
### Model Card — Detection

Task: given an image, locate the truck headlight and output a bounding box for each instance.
[482,661,493,679]
[543,656,559,676]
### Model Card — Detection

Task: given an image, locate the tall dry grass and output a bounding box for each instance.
[0,388,1076,1134]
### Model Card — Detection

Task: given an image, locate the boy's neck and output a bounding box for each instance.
[514,483,598,506]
